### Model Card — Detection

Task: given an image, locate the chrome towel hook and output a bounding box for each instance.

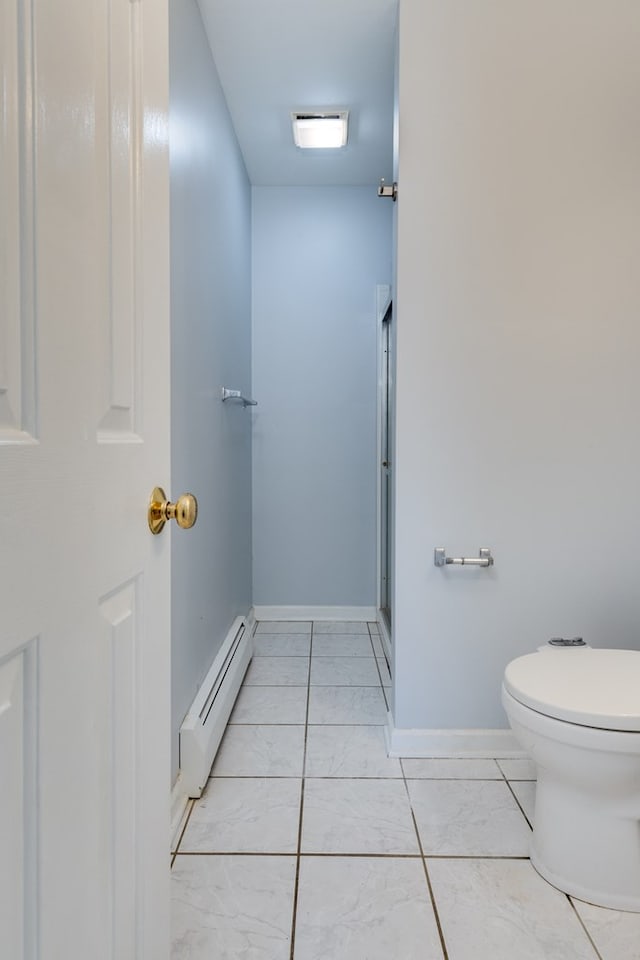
[377,178,397,201]
[221,387,257,407]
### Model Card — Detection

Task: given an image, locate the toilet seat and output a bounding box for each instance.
[503,648,640,732]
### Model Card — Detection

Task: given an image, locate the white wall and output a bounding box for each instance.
[252,187,392,607]
[393,0,640,733]
[170,0,252,779]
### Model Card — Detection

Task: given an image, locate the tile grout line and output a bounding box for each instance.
[370,632,390,710]
[245,683,383,688]
[400,771,450,960]
[175,849,300,858]
[173,850,529,862]
[208,772,537,781]
[503,776,534,831]
[367,620,391,709]
[288,622,314,960]
[170,798,196,868]
[566,897,605,960]
[171,850,533,860]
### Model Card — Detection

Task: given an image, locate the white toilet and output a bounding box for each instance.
[502,645,640,912]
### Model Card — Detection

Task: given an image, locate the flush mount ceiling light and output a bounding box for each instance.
[291,111,349,149]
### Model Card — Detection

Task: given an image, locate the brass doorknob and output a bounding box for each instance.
[148,487,198,535]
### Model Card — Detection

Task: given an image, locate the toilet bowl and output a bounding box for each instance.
[502,646,640,912]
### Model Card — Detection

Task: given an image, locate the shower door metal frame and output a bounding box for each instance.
[377,292,393,646]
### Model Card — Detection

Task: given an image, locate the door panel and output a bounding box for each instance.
[0,641,37,960]
[0,0,37,441]
[0,1,171,958]
[99,578,140,959]
[98,0,142,441]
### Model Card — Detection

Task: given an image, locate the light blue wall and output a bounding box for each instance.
[252,187,392,607]
[393,0,640,734]
[170,0,252,780]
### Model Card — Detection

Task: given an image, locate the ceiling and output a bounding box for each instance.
[197,0,398,186]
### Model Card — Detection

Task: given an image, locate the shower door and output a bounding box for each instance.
[379,302,393,633]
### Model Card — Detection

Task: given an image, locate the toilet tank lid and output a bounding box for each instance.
[504,648,640,731]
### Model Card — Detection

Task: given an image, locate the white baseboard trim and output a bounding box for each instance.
[170,773,190,852]
[252,605,376,622]
[385,713,525,758]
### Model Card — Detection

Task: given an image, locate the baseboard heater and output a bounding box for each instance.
[179,615,253,798]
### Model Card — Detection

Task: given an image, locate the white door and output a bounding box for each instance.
[1,1,172,958]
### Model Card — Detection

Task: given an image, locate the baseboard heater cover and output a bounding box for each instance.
[179,615,253,798]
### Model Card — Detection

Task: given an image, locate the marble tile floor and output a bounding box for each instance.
[171,621,640,960]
